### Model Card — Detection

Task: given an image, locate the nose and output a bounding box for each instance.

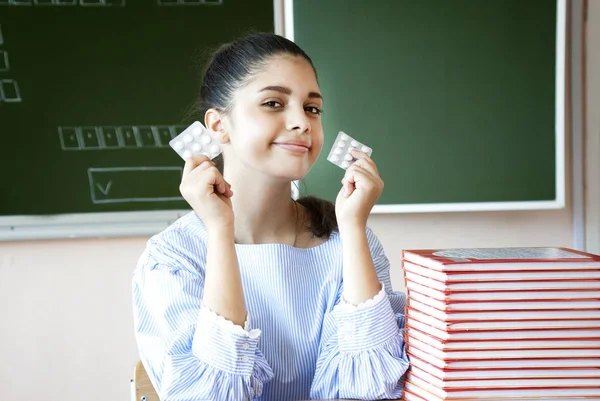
[286,106,311,135]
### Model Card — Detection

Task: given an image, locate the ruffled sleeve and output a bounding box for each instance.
[132,239,274,401]
[309,229,409,400]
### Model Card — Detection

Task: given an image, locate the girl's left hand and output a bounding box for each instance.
[335,149,384,229]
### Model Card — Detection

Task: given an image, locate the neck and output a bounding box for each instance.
[225,170,298,245]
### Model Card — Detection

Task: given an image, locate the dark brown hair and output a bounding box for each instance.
[187,32,338,238]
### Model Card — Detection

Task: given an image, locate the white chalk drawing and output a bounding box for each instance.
[59,124,179,151]
[81,0,126,6]
[96,180,112,195]
[158,0,222,6]
[80,126,101,149]
[0,50,8,72]
[9,0,33,5]
[0,79,22,102]
[88,167,184,204]
[59,127,81,150]
[1,0,125,5]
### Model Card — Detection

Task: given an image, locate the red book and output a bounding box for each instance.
[402,247,600,272]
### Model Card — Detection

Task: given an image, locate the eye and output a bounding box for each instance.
[263,100,283,109]
[305,106,323,115]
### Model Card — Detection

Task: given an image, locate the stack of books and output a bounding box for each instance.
[401,247,600,401]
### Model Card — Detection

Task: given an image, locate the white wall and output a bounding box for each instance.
[3,3,599,400]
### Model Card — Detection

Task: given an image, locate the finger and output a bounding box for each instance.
[184,160,217,184]
[183,154,211,176]
[342,167,358,197]
[351,150,379,175]
[343,165,375,197]
[209,167,229,195]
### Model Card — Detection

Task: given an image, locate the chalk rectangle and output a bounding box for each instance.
[0,79,22,102]
[119,126,138,148]
[138,126,157,147]
[155,126,174,147]
[80,127,100,149]
[99,127,119,148]
[88,167,183,204]
[59,127,80,150]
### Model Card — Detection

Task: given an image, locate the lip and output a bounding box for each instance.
[273,141,310,154]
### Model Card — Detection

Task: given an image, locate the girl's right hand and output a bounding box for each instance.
[179,155,234,232]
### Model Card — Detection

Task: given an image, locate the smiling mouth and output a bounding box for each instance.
[273,143,310,153]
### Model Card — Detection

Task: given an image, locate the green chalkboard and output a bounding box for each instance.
[0,0,273,217]
[294,0,564,211]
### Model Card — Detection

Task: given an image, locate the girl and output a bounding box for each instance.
[132,32,409,401]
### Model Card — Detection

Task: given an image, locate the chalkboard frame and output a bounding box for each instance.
[286,0,567,214]
[0,0,567,241]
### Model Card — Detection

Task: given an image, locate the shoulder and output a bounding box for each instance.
[139,211,208,273]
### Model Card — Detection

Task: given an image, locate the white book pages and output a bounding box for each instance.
[405,271,600,291]
[408,337,600,360]
[407,308,600,330]
[408,319,600,341]
[408,355,600,380]
[405,376,600,400]
[407,328,600,350]
[408,290,600,310]
[410,365,600,389]
[406,280,600,301]
[408,346,600,370]
[409,298,600,321]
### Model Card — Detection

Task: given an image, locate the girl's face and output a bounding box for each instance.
[222,55,324,182]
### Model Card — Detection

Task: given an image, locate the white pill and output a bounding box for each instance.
[334,148,343,154]
[337,140,346,148]
[201,134,212,144]
[362,146,371,153]
[173,141,183,150]
[351,140,359,147]
[341,133,349,141]
[184,134,193,143]
[182,150,192,159]
[344,153,353,161]
[210,144,220,154]
[192,127,202,136]
[341,160,350,168]
[331,154,340,162]
[192,143,202,153]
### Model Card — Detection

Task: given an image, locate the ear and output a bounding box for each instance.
[205,108,230,144]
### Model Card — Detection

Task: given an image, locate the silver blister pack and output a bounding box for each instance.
[326,131,372,169]
[169,121,222,160]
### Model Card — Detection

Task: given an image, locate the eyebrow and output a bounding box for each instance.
[259,85,323,100]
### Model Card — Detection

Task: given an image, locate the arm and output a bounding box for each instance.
[310,151,409,399]
[310,228,409,400]
[204,226,247,327]
[132,233,273,401]
[339,224,382,305]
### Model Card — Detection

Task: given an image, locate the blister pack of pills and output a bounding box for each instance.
[326,131,372,169]
[169,121,222,160]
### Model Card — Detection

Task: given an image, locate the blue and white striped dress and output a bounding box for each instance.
[132,212,409,401]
